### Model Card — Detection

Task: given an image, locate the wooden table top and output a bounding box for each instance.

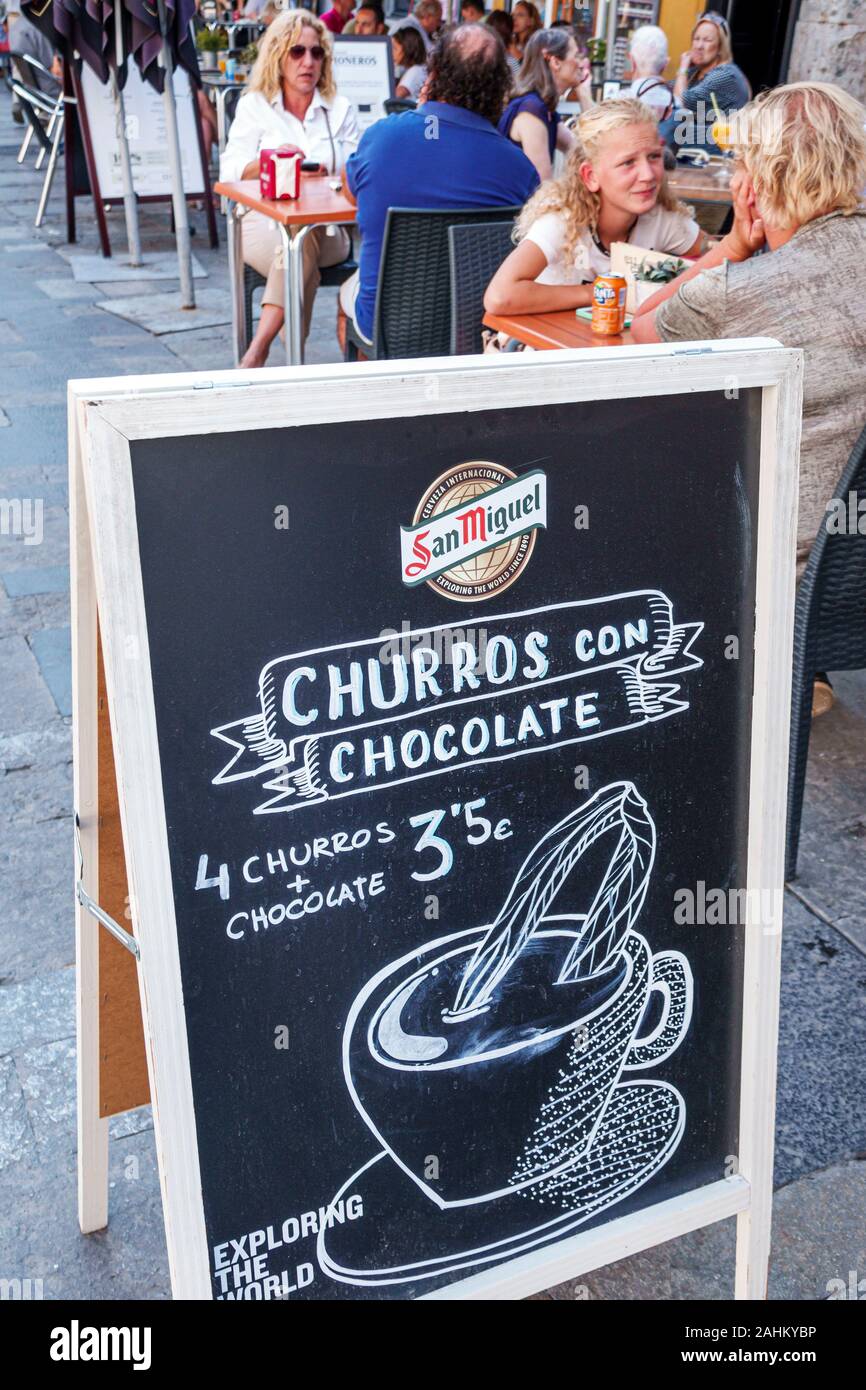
[483,309,635,352]
[214,176,357,227]
[667,164,734,206]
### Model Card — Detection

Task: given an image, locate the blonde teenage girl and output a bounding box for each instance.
[484,98,704,316]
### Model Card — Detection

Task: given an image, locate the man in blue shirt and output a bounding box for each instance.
[341,24,539,347]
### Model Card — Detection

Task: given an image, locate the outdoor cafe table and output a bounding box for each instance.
[667,163,734,207]
[483,164,734,353]
[214,176,357,366]
[482,309,635,352]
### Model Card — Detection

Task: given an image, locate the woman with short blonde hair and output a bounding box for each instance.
[634,83,866,596]
[485,98,702,315]
[672,10,749,136]
[728,81,866,227]
[221,9,360,366]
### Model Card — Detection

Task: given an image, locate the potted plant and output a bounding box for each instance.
[196,26,229,72]
[239,41,259,78]
[632,256,689,308]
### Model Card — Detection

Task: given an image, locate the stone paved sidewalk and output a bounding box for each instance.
[0,92,864,1301]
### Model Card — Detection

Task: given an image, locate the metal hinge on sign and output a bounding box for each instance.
[74,813,140,959]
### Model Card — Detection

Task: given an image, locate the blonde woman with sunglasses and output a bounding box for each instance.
[221,8,360,367]
[673,11,749,122]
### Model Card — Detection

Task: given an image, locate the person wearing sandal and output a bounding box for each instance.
[220,8,360,368]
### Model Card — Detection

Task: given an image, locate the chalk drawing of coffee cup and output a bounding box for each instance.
[343,782,693,1208]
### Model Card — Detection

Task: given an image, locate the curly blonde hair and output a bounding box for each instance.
[516,99,685,262]
[728,82,866,228]
[249,8,336,102]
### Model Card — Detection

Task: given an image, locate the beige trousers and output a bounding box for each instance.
[241,210,350,339]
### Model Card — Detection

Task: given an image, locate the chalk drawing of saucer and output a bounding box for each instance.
[317,1080,684,1289]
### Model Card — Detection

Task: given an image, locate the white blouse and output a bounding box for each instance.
[220,88,361,182]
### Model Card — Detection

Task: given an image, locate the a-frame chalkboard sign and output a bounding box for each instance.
[69,342,801,1300]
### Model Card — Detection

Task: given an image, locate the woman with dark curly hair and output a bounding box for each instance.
[423,20,513,125]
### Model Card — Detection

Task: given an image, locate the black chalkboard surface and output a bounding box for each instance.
[127,388,761,1299]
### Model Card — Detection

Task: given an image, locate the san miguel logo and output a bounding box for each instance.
[400,463,547,602]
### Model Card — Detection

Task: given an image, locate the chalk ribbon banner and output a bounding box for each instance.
[211,590,704,814]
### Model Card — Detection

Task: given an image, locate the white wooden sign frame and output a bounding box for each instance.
[69,341,801,1301]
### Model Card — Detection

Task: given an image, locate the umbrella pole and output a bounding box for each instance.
[112,13,143,266]
[156,0,195,308]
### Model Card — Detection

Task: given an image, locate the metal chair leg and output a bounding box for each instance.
[35,105,60,171]
[226,203,248,366]
[17,122,35,163]
[35,119,63,228]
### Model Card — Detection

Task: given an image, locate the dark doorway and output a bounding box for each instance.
[724,0,802,93]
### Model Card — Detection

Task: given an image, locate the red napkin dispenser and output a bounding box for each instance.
[260,146,302,201]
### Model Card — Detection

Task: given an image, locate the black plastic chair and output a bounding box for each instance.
[384,97,417,116]
[786,422,866,879]
[345,204,522,362]
[448,220,516,356]
[222,84,243,139]
[242,245,358,345]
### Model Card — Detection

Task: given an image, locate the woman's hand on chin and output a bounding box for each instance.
[722,171,765,261]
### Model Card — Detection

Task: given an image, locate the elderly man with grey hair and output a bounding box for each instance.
[624,24,672,116]
[393,0,443,53]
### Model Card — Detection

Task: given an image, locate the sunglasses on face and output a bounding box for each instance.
[288,43,326,61]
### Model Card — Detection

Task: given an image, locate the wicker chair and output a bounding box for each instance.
[786,422,866,879]
[345,204,522,362]
[448,220,516,356]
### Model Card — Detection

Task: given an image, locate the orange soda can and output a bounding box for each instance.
[591,274,627,335]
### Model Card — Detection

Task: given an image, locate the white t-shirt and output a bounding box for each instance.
[396,64,427,99]
[625,76,673,113]
[525,206,700,285]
